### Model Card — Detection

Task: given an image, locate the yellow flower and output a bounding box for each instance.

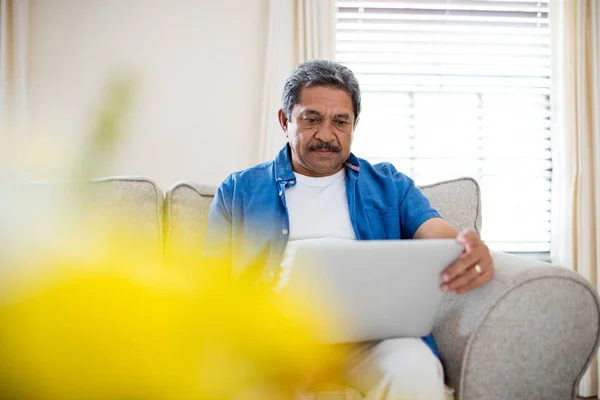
[0,78,349,399]
[0,225,346,399]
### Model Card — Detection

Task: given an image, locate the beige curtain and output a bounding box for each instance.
[551,0,600,397]
[257,0,336,162]
[0,0,29,139]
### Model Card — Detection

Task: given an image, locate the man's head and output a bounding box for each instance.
[278,60,361,177]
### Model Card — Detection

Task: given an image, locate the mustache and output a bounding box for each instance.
[307,141,341,152]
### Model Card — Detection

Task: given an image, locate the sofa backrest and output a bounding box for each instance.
[163,177,482,266]
[12,176,481,268]
[420,177,482,235]
[10,177,165,264]
[163,182,215,266]
[90,177,165,262]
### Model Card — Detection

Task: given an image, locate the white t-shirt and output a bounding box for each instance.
[285,168,356,242]
[277,169,356,288]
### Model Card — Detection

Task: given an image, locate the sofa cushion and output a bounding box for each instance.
[163,177,482,265]
[90,177,164,261]
[420,177,482,235]
[163,182,216,266]
[6,176,164,264]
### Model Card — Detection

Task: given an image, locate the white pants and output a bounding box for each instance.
[342,338,446,400]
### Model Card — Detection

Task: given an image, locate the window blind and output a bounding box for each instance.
[336,0,552,254]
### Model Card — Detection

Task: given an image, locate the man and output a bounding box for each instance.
[204,59,494,400]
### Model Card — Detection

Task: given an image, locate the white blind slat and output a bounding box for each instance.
[337,33,550,46]
[337,22,549,35]
[337,12,548,25]
[337,1,549,13]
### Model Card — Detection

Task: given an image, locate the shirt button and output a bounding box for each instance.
[290,180,295,184]
[277,177,282,181]
[279,191,283,196]
[282,229,289,235]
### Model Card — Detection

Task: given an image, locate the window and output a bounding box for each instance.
[336,0,551,255]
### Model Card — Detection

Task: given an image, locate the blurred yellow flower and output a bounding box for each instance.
[0,224,344,399]
[0,78,348,400]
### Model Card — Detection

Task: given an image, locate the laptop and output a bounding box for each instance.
[278,238,464,344]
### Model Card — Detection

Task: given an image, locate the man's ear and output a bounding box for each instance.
[278,109,289,133]
[354,116,360,129]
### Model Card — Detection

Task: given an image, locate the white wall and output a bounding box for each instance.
[27,0,268,188]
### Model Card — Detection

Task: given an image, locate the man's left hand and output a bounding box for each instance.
[441,230,494,294]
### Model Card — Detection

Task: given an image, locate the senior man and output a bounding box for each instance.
[204,59,494,400]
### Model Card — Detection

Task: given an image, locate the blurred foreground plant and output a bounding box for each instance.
[0,78,346,399]
[0,239,343,399]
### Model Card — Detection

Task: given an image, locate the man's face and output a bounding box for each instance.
[278,86,357,177]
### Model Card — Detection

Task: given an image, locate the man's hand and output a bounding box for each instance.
[441,230,494,294]
[413,219,494,294]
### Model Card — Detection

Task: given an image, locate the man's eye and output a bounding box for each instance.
[335,120,348,126]
[304,118,319,124]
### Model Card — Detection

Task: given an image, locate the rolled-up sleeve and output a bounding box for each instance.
[397,174,441,239]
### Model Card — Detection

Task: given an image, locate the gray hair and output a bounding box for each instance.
[281,59,361,123]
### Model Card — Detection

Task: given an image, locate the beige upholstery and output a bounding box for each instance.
[434,253,599,400]
[420,177,482,235]
[163,182,215,266]
[17,177,164,263]
[77,176,599,400]
[90,177,165,262]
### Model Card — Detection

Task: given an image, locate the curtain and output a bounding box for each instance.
[0,0,29,140]
[257,0,336,162]
[551,0,600,397]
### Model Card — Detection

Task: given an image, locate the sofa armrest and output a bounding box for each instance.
[433,252,600,400]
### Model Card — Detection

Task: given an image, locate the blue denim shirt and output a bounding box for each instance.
[204,145,442,355]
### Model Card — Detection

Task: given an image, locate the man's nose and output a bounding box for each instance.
[314,120,335,142]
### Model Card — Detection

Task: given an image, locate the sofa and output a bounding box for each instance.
[88,175,600,400]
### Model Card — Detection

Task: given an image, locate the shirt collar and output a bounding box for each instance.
[274,145,296,182]
[274,144,360,182]
[344,152,360,173]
